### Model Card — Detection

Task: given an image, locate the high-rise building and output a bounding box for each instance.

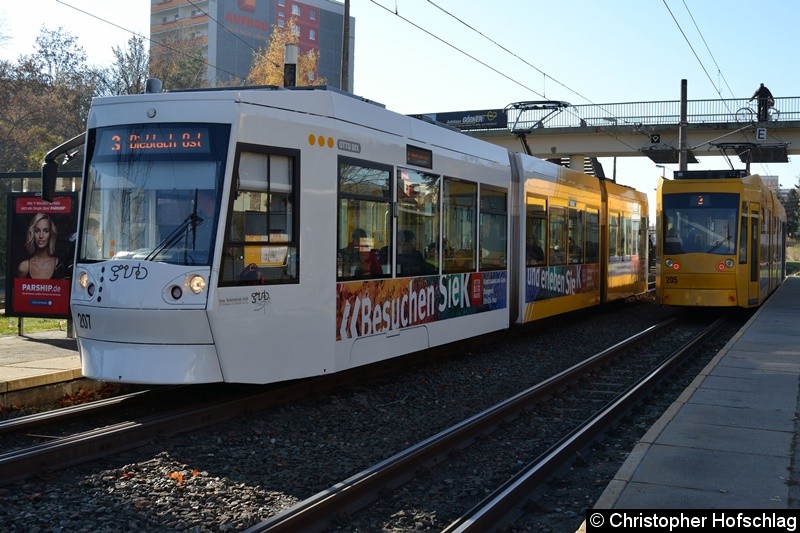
[150,0,354,88]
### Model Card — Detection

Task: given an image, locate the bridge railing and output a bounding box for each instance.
[508,97,800,130]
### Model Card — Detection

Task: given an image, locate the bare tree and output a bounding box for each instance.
[0,28,93,173]
[149,29,207,90]
[97,34,149,95]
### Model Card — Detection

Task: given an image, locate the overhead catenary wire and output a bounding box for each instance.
[661,0,737,114]
[54,0,760,168]
[374,0,643,151]
[679,0,736,100]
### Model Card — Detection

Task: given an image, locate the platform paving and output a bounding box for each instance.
[592,276,800,511]
[0,328,81,405]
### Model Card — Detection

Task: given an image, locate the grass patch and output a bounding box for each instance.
[788,241,800,262]
[0,316,68,337]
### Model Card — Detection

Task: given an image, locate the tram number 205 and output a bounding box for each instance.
[664,275,679,284]
[78,313,92,330]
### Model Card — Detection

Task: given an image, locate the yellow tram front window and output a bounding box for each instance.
[661,192,739,255]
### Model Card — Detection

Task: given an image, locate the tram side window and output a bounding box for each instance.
[750,214,759,281]
[585,209,599,263]
[608,212,620,258]
[220,148,298,286]
[525,195,546,267]
[443,178,477,273]
[337,158,392,280]
[479,187,507,271]
[621,216,632,257]
[568,207,584,264]
[396,167,439,277]
[760,208,768,269]
[548,205,567,265]
[738,209,747,263]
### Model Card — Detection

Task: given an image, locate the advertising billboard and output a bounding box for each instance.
[5,193,78,318]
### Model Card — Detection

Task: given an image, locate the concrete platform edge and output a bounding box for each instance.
[592,283,780,509]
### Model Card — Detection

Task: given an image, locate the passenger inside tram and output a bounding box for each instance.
[397,230,429,275]
[341,227,382,276]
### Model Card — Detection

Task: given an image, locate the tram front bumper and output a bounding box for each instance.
[73,305,224,384]
[660,288,738,307]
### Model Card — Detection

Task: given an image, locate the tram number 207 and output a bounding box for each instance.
[664,276,679,284]
[77,313,92,330]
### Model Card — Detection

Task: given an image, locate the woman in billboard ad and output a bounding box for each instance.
[6,194,77,318]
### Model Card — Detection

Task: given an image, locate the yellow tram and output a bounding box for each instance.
[656,170,785,308]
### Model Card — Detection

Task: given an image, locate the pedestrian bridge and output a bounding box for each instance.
[426,96,800,171]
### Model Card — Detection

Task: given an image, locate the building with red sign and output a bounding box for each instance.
[150,0,353,87]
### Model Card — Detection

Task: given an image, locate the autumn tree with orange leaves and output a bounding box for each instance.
[247,17,326,87]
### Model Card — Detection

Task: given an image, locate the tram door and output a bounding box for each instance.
[748,205,760,303]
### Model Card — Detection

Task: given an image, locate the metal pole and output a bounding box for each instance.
[679,79,688,171]
[341,0,350,92]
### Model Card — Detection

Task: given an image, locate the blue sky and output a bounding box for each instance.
[1,0,798,219]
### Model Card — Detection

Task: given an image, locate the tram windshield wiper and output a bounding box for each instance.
[145,211,204,262]
[706,235,732,254]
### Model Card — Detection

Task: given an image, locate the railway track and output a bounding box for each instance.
[0,298,747,531]
[243,315,727,532]
[0,327,526,487]
[0,381,311,487]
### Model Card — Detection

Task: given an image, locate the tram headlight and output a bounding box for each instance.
[79,271,89,289]
[665,258,673,268]
[725,259,734,268]
[188,275,207,294]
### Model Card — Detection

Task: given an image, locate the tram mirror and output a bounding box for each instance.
[41,160,58,202]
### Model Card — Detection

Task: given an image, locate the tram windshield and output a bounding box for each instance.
[661,192,738,255]
[80,123,230,266]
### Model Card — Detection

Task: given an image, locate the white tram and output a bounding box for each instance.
[43,85,648,384]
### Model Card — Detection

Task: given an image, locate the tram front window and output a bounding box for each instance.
[81,123,229,266]
[662,193,738,255]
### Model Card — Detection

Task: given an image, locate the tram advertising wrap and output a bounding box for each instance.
[5,193,78,318]
[337,272,507,341]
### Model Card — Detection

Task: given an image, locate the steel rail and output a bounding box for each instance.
[442,316,727,532]
[243,317,679,533]
[0,342,473,487]
[0,377,333,487]
[0,387,176,435]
